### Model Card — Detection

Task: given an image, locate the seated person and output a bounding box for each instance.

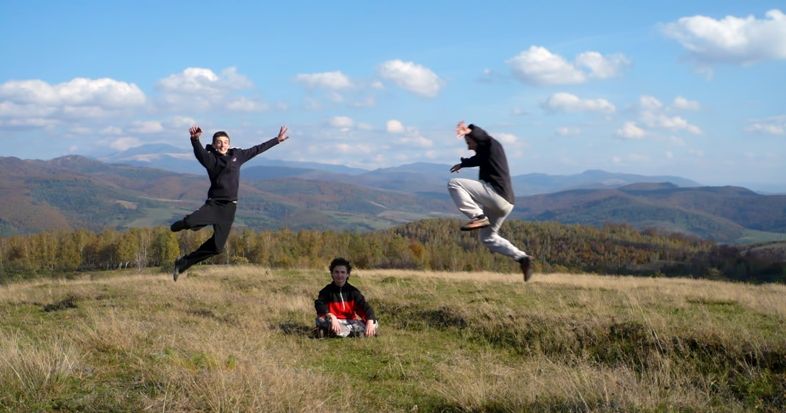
[314,257,378,338]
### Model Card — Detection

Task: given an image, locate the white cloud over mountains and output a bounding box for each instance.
[378,59,444,97]
[663,9,786,64]
[507,46,629,85]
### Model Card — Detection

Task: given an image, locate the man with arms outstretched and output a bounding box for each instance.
[170,124,289,281]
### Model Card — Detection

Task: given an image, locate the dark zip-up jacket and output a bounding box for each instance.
[459,124,515,204]
[315,282,376,322]
[191,137,279,201]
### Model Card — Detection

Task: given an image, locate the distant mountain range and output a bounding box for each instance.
[2,154,785,244]
[102,144,702,195]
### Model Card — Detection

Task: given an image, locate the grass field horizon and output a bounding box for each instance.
[1,265,785,412]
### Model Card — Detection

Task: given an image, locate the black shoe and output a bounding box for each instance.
[172,257,186,282]
[170,220,187,232]
[519,256,534,282]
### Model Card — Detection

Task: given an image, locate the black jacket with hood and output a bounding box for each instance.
[191,137,279,201]
[459,124,515,204]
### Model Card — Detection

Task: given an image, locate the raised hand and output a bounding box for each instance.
[276,125,289,142]
[456,121,471,137]
[189,125,202,139]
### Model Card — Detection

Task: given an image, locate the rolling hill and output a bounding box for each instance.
[1,156,785,243]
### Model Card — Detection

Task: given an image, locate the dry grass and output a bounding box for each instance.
[1,266,784,412]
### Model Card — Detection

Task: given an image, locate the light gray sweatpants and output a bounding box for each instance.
[315,318,378,338]
[447,178,528,261]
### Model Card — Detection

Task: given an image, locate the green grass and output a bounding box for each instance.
[1,267,785,412]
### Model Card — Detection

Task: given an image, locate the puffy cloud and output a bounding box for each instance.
[639,95,663,111]
[575,51,630,79]
[508,46,628,85]
[378,59,443,97]
[0,77,146,108]
[295,71,353,90]
[641,111,702,134]
[226,97,268,112]
[0,77,146,130]
[157,67,253,110]
[747,115,786,135]
[328,115,354,131]
[662,9,786,64]
[616,122,646,140]
[495,132,519,144]
[543,92,615,114]
[673,96,701,110]
[130,120,164,134]
[386,119,405,134]
[508,46,585,85]
[109,137,143,151]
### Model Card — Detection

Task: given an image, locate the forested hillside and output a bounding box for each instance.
[1,219,783,283]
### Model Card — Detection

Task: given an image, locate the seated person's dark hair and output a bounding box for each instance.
[329,257,352,274]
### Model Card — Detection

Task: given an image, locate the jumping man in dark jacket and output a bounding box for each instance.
[448,121,534,281]
[170,124,289,281]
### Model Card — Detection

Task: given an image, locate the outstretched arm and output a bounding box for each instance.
[237,125,289,163]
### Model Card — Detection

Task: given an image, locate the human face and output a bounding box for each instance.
[331,265,349,287]
[213,136,230,155]
[465,136,477,151]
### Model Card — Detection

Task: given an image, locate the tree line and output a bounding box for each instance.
[0,219,782,283]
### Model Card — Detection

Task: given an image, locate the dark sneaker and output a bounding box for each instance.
[172,257,186,282]
[460,216,490,231]
[519,256,534,282]
[170,220,187,232]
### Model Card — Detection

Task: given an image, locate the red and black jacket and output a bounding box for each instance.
[315,282,376,322]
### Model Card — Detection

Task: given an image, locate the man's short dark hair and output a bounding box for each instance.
[329,257,352,274]
[212,131,230,144]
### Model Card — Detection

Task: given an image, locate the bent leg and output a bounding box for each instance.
[479,192,528,261]
[447,178,488,219]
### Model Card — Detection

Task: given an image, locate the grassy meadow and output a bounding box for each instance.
[1,266,784,412]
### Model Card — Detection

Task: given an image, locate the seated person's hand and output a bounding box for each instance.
[365,319,377,337]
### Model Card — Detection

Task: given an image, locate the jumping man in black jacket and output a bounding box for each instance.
[448,121,534,281]
[170,124,289,281]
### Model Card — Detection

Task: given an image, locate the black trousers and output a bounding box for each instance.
[171,199,237,272]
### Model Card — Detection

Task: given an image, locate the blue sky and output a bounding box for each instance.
[2,1,785,190]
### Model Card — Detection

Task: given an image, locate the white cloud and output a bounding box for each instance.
[616,122,646,140]
[543,92,615,114]
[575,51,630,79]
[507,46,628,85]
[110,137,142,151]
[641,111,702,134]
[747,115,786,135]
[386,119,405,134]
[378,59,443,97]
[399,132,433,148]
[555,126,581,136]
[495,132,518,144]
[295,71,353,90]
[508,46,585,85]
[157,67,253,109]
[226,97,268,112]
[673,96,701,110]
[328,116,354,131]
[663,9,786,64]
[0,77,146,108]
[130,120,164,134]
[639,95,663,111]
